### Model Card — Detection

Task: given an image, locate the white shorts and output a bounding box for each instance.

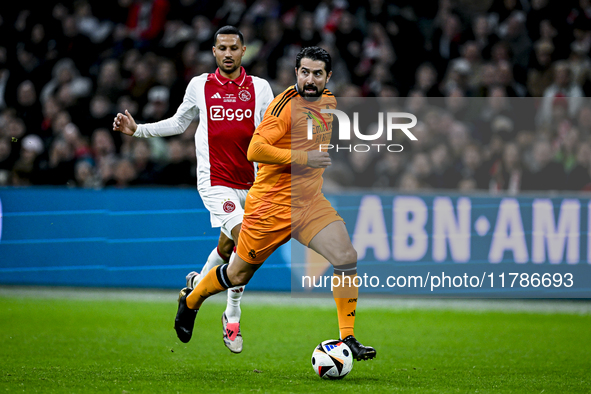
[198,186,248,240]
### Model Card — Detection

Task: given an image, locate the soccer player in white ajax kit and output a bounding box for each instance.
[113,26,274,353]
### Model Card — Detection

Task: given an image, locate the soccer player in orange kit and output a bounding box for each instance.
[174,46,376,361]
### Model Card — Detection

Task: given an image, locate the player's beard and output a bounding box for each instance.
[299,83,323,98]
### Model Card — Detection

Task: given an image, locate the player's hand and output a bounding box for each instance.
[306,151,331,168]
[113,110,137,136]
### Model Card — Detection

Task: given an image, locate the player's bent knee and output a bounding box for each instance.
[336,246,357,266]
[227,263,258,286]
[230,270,253,286]
[227,253,260,286]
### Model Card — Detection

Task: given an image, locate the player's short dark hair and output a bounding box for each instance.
[295,46,332,74]
[213,26,244,46]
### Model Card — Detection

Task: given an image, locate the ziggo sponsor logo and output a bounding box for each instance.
[209,106,253,121]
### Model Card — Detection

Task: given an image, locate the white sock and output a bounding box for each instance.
[194,247,227,287]
[225,251,244,323]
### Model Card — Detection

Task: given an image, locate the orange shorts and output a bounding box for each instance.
[236,193,344,265]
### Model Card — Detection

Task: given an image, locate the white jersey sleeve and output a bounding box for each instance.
[252,76,274,127]
[250,77,274,176]
[133,75,207,138]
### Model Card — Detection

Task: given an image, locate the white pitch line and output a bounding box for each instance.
[1,286,590,315]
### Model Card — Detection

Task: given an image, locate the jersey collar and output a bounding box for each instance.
[214,67,247,86]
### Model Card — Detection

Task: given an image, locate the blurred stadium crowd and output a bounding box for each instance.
[1,0,591,192]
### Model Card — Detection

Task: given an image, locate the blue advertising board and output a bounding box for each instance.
[0,187,289,290]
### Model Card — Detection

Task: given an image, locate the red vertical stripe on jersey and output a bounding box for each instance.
[204,73,256,189]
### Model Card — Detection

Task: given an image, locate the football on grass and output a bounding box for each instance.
[311,340,353,379]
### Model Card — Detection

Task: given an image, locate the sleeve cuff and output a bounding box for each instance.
[292,150,308,165]
[132,125,143,138]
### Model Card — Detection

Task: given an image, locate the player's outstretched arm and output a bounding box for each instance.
[113,110,137,136]
[114,77,200,138]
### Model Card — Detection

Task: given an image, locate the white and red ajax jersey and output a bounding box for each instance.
[134,67,273,190]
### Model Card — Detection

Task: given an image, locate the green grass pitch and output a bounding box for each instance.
[1,291,590,393]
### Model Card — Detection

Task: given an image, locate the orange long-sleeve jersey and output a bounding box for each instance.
[246,86,336,207]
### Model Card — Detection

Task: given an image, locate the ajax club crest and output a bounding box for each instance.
[223,200,236,213]
[239,90,251,102]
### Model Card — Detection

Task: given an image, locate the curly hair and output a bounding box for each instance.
[295,46,332,73]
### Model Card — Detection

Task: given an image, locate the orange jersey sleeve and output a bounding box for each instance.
[247,123,307,166]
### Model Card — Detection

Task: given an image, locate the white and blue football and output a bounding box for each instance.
[311,339,353,379]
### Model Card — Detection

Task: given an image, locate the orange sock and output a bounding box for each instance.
[332,273,358,339]
[186,265,226,310]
